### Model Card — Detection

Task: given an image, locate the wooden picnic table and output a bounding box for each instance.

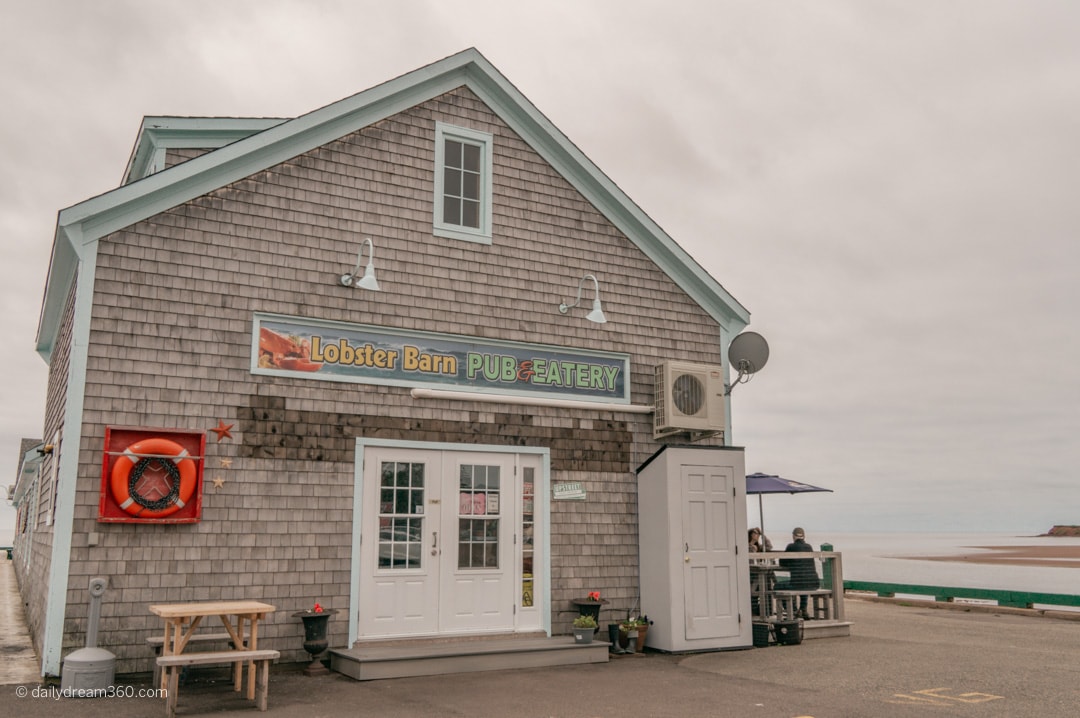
[148,600,276,699]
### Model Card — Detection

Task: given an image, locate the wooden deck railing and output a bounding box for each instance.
[751,551,846,622]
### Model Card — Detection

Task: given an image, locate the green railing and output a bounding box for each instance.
[844,580,1080,610]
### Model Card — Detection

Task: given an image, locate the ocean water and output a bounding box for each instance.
[821,531,1080,598]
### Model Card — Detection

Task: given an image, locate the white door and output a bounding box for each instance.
[681,464,741,640]
[358,448,521,638]
[439,454,516,632]
[359,449,442,636]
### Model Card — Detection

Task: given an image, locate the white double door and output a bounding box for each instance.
[358,448,526,638]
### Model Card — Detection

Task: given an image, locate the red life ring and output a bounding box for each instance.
[110,438,197,518]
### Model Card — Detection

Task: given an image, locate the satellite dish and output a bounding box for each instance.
[726,331,769,395]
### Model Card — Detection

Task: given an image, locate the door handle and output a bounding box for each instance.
[431,531,438,556]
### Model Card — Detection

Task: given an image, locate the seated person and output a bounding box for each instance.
[748,527,773,553]
[776,527,820,619]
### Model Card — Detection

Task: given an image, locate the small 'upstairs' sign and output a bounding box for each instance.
[553,482,586,501]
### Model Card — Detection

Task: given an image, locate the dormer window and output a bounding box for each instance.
[434,122,493,244]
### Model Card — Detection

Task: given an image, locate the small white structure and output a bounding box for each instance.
[637,445,751,652]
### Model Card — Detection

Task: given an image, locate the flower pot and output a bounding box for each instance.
[572,627,594,644]
[571,598,607,634]
[292,609,339,676]
[634,624,649,652]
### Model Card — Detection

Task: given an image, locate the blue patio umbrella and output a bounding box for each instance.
[745,472,833,544]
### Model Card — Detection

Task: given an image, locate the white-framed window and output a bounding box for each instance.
[434,122,493,244]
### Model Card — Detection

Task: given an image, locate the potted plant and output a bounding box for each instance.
[292,602,339,676]
[572,614,597,644]
[619,615,651,653]
[571,592,607,634]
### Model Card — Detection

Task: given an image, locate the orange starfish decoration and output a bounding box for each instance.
[209,419,234,442]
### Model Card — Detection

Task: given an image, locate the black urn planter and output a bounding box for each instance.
[571,598,608,634]
[292,609,339,676]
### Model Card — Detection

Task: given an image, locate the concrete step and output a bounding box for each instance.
[329,635,609,681]
[803,620,853,639]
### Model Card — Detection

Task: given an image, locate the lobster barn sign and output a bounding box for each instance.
[99,426,206,523]
[252,313,631,403]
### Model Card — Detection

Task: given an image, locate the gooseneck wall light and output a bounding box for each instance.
[339,237,381,290]
[558,273,607,324]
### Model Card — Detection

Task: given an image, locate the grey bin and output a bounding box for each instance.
[60,577,116,695]
[60,647,116,694]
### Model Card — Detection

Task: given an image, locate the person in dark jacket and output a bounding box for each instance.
[778,527,820,619]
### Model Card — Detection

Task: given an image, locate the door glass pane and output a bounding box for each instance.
[458,464,499,569]
[522,467,534,606]
[378,461,424,569]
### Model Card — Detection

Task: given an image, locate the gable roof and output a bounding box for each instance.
[36,47,750,360]
[122,116,287,185]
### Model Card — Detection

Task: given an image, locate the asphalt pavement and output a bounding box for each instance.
[4,597,1080,718]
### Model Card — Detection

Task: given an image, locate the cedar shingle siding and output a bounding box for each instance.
[30,79,732,673]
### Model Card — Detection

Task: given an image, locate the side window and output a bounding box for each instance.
[434,122,493,244]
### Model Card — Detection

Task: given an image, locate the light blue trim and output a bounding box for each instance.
[721,326,735,446]
[40,241,97,677]
[37,48,749,360]
[348,438,552,643]
[347,446,364,645]
[433,122,494,244]
[35,225,81,362]
[537,455,551,635]
[122,117,287,184]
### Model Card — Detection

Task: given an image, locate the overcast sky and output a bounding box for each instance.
[3,1,1078,542]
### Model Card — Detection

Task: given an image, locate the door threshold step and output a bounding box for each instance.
[350,630,548,650]
[330,635,609,680]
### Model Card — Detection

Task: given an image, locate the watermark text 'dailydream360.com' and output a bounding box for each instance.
[15,685,166,700]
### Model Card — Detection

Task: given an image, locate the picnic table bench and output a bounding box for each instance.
[146,632,244,689]
[158,649,279,717]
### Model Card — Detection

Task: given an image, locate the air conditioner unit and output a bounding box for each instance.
[653,361,726,440]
